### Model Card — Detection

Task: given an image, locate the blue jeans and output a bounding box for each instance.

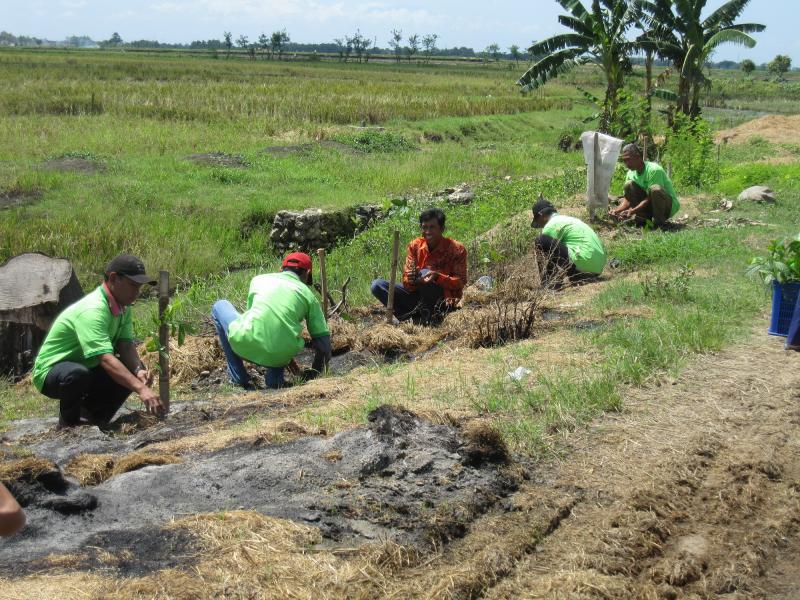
[370,277,447,323]
[211,300,285,388]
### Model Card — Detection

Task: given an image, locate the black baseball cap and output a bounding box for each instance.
[532,197,557,219]
[105,254,156,285]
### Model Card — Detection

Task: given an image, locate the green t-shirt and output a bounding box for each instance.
[228,271,330,368]
[625,161,680,218]
[32,286,134,391]
[542,214,607,274]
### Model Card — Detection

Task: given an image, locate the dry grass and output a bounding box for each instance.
[64,451,182,486]
[0,511,422,600]
[0,456,58,483]
[139,336,222,385]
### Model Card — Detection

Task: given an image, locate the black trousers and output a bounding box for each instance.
[534,235,598,287]
[370,279,452,324]
[41,362,131,426]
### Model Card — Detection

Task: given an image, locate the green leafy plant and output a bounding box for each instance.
[664,113,715,187]
[746,235,800,285]
[145,298,194,358]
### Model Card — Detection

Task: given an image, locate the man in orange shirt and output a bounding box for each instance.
[371,208,467,324]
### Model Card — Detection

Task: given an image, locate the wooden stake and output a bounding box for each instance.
[387,230,401,323]
[158,270,170,415]
[317,248,328,318]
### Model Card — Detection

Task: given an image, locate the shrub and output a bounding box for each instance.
[664,113,716,188]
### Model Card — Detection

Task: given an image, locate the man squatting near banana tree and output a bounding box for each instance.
[212,252,332,390]
[531,198,607,289]
[610,142,681,228]
[32,254,164,428]
[371,208,467,325]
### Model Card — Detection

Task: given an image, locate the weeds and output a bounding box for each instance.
[640,265,694,301]
[335,130,415,153]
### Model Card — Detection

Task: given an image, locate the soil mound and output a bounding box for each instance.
[0,406,516,574]
[185,152,248,168]
[41,157,104,173]
[715,114,800,145]
[0,188,42,209]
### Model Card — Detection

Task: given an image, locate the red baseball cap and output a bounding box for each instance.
[282,252,313,273]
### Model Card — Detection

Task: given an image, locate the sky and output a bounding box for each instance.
[1,0,796,64]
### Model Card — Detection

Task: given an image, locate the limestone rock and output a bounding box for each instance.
[447,184,475,205]
[738,185,776,204]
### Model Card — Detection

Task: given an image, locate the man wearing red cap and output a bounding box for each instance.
[211,252,331,389]
[32,254,164,428]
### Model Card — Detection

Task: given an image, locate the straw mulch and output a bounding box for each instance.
[0,510,421,600]
[0,457,58,484]
[65,451,182,486]
[140,335,222,385]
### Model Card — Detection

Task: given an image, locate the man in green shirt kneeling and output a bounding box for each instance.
[212,252,332,390]
[610,142,680,228]
[33,254,163,428]
[531,198,607,289]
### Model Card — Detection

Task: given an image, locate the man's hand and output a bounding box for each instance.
[421,271,439,284]
[138,385,164,416]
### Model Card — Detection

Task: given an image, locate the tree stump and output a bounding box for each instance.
[0,253,83,379]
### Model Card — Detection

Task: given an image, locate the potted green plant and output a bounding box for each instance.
[747,234,800,336]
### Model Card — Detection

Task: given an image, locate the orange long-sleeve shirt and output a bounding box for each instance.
[402,237,467,304]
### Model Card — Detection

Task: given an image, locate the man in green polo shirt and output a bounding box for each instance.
[211,252,332,390]
[610,143,680,228]
[531,198,607,289]
[33,254,163,428]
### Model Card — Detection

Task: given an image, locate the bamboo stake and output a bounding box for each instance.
[387,230,400,323]
[158,270,170,415]
[317,248,328,318]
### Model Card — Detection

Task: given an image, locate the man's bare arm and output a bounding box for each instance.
[0,483,25,537]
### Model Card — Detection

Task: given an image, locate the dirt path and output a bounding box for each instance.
[377,330,800,599]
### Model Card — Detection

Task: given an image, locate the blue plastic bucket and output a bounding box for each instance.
[768,281,800,337]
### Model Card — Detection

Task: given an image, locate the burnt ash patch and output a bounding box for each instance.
[0,407,518,574]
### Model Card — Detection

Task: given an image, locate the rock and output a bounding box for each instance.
[738,185,776,203]
[270,205,386,253]
[448,185,475,205]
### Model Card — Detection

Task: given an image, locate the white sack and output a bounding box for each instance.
[581,131,624,218]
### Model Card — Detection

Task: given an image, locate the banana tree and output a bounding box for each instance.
[637,0,764,117]
[517,0,637,132]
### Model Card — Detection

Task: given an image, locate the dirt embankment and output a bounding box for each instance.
[716,114,800,145]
